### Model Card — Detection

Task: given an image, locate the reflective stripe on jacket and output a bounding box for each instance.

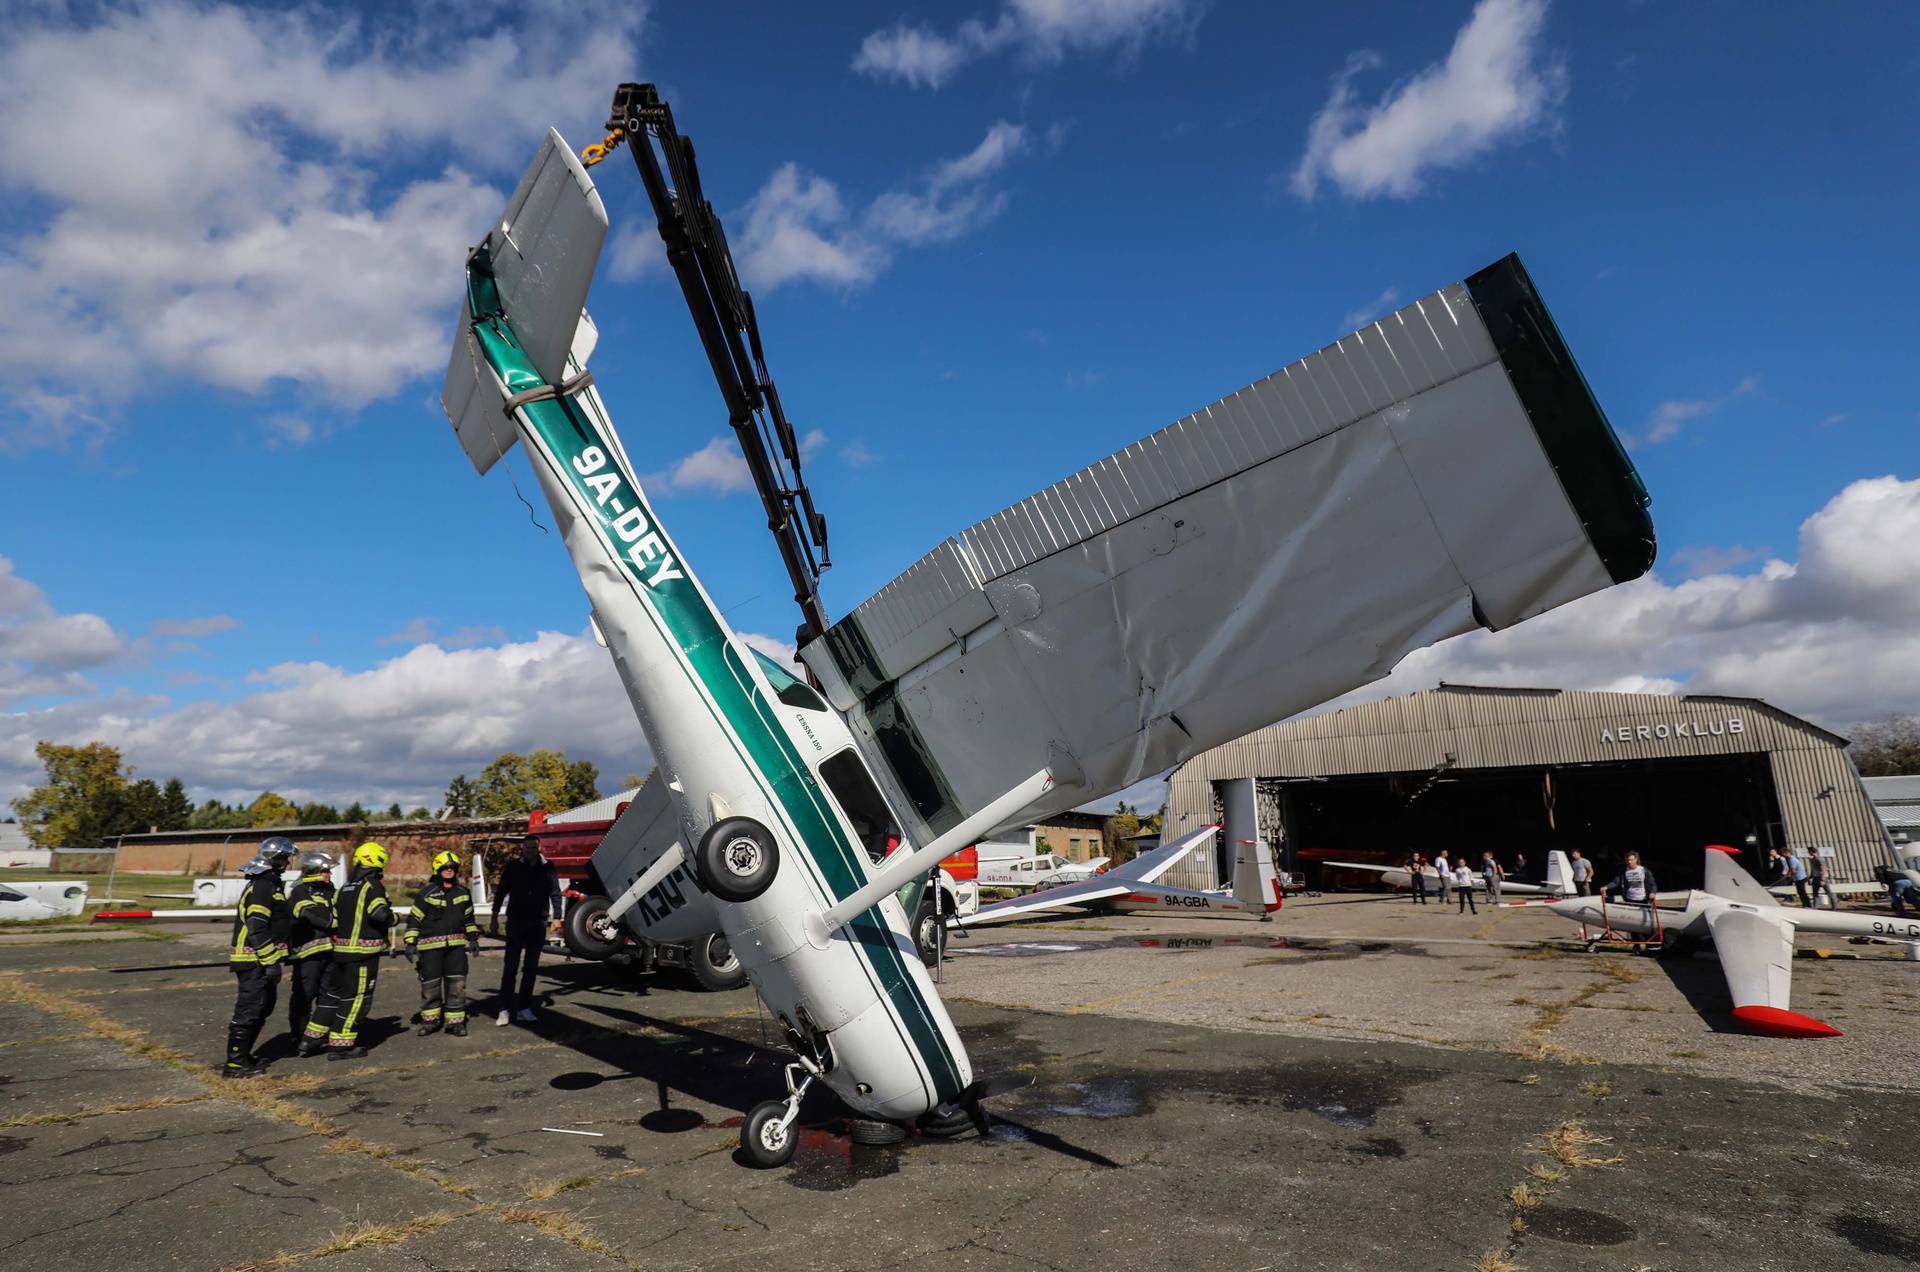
[330,870,393,960]
[288,879,336,959]
[403,880,479,950]
[229,873,290,966]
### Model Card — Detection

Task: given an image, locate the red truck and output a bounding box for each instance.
[521,803,747,991]
[521,804,980,985]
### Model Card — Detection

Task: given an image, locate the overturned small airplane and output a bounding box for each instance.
[439,82,1654,1166]
[1542,846,1920,1038]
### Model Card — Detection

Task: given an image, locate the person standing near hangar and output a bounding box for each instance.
[404,850,480,1037]
[300,842,394,1059]
[224,837,293,1079]
[286,851,337,1039]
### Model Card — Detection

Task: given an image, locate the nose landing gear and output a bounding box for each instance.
[740,1061,815,1168]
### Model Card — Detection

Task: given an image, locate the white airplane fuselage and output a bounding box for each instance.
[1547,893,1920,945]
[463,260,970,1121]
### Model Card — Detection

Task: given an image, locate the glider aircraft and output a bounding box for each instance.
[955,826,1282,927]
[1542,846,1920,1038]
[439,82,1655,1166]
[1324,849,1575,898]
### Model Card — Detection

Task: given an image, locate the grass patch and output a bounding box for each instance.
[527,1173,597,1201]
[1542,1120,1624,1168]
[1475,1251,1521,1272]
[494,1206,635,1268]
[1516,1073,1542,1086]
[1580,1081,1612,1098]
[1669,1049,1706,1060]
[1508,1181,1543,1209]
[1509,1215,1528,1234]
[1518,945,1570,961]
[222,1211,465,1271]
[0,1092,209,1127]
[1525,1163,1565,1185]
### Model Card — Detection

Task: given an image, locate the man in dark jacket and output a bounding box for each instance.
[299,842,394,1059]
[225,837,294,1078]
[405,850,480,1037]
[286,851,336,1038]
[492,835,561,1026]
[1604,852,1658,904]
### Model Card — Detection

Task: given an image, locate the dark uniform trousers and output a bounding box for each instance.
[289,957,328,1035]
[305,958,379,1049]
[418,947,469,1025]
[230,963,282,1045]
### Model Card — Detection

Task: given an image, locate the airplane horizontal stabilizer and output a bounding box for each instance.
[442,128,608,475]
[1703,907,1839,1038]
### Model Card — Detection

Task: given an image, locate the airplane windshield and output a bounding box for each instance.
[750,647,826,711]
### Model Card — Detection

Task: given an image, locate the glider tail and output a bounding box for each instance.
[1702,844,1779,907]
[1233,838,1283,914]
[1545,850,1572,895]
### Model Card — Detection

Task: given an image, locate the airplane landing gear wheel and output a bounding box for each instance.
[695,817,780,903]
[742,1100,797,1168]
[849,1117,907,1146]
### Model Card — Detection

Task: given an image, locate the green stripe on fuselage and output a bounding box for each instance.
[465,284,961,1103]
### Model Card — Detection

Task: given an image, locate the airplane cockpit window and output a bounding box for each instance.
[818,749,898,862]
[750,647,827,712]
[0,885,24,902]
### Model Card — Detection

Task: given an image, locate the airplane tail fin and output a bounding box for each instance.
[1545,850,1572,895]
[1233,839,1283,914]
[442,128,608,475]
[1702,844,1779,907]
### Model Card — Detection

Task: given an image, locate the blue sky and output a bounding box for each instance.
[2,0,1916,810]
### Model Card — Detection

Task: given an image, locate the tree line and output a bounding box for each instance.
[8,740,606,850]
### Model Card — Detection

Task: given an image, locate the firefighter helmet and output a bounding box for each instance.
[352,842,389,870]
[297,850,336,877]
[431,849,461,875]
[259,835,296,865]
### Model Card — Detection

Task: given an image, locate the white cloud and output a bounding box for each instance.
[0,557,128,697]
[0,2,645,448]
[1666,544,1765,578]
[1307,475,1920,734]
[2,615,808,810]
[1342,286,1401,330]
[1634,375,1756,447]
[1291,0,1566,200]
[648,428,827,497]
[854,0,1196,89]
[840,440,880,467]
[736,123,1028,292]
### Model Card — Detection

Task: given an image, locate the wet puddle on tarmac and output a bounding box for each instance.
[1527,1204,1635,1246]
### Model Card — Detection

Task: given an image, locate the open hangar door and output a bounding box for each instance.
[1281,753,1784,892]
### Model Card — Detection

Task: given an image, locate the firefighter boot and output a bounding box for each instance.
[223,1025,263,1079]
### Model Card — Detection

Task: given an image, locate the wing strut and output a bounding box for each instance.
[594,82,833,645]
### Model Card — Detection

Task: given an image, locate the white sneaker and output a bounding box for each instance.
[495,1010,511,1027]
[514,1008,537,1023]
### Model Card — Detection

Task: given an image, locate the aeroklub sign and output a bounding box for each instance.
[1599,718,1745,744]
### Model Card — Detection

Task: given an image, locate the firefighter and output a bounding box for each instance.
[225,836,294,1079]
[299,841,394,1059]
[404,850,480,1037]
[285,851,337,1038]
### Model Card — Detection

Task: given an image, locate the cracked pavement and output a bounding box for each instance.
[0,897,1916,1271]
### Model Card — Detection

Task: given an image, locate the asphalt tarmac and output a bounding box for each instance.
[1,895,1916,1271]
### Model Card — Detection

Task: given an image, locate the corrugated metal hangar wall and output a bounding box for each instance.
[1162,685,1889,891]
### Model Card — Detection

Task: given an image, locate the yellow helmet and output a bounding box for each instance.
[431,849,461,874]
[352,842,388,870]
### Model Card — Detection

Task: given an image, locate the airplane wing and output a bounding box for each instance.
[1702,907,1839,1038]
[801,255,1653,846]
[957,827,1217,926]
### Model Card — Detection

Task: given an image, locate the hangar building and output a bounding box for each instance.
[1162,685,1892,892]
